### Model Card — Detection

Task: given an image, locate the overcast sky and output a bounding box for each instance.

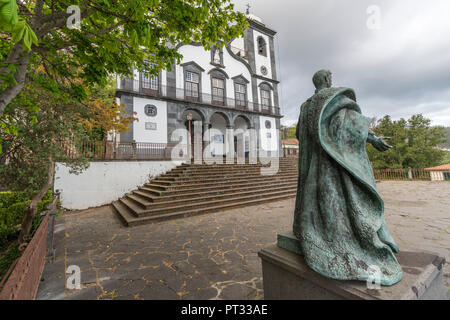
[232,0,450,127]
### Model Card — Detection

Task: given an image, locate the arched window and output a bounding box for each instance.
[257,36,267,56]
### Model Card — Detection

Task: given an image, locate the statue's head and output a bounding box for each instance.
[313,69,332,93]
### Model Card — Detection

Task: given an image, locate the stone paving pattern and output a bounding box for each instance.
[37,181,449,300]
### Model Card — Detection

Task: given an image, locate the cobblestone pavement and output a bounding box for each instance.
[37,181,449,300]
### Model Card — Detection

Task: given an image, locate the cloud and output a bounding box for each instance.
[232,0,450,127]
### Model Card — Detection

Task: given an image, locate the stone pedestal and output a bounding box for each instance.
[258,231,447,300]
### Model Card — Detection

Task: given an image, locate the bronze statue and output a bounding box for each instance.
[293,70,403,285]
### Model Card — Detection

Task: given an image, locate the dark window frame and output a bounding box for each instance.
[211,77,225,106]
[181,61,205,102]
[261,89,271,108]
[232,75,249,110]
[234,83,247,108]
[140,61,161,96]
[257,36,267,57]
[184,70,200,101]
[208,68,229,107]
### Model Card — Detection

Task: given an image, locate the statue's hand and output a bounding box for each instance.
[371,136,392,152]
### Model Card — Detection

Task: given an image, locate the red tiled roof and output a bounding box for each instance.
[282,139,299,145]
[425,164,450,171]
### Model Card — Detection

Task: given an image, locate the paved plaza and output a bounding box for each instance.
[37,181,449,300]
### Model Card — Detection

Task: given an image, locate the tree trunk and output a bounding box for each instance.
[18,158,55,244]
[0,43,31,115]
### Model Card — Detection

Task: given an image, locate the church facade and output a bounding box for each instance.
[115,14,283,160]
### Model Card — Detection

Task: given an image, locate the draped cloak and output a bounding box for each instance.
[293,87,403,286]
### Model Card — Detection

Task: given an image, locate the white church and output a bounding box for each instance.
[115,13,283,160]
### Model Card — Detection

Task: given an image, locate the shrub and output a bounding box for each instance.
[0,192,30,209]
[0,190,53,210]
[0,190,53,251]
[0,244,21,283]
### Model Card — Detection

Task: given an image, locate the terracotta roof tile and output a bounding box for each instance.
[425,164,450,171]
[282,139,299,145]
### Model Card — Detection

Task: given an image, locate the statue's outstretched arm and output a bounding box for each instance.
[368,130,392,152]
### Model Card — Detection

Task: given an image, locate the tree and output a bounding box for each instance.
[0,0,247,242]
[0,82,91,243]
[0,65,138,242]
[81,77,137,141]
[367,114,447,169]
[285,125,297,139]
[0,0,248,114]
[438,127,450,149]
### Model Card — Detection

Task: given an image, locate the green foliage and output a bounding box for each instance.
[1,0,248,115]
[0,0,38,51]
[368,114,447,169]
[438,127,450,149]
[0,191,29,209]
[440,151,450,165]
[0,190,52,251]
[285,125,297,139]
[0,243,20,282]
[0,82,90,193]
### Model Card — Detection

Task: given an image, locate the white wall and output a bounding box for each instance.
[176,44,254,104]
[430,171,444,181]
[234,117,250,156]
[230,37,245,51]
[161,70,167,87]
[133,97,168,143]
[209,113,227,156]
[133,68,139,91]
[253,30,272,79]
[54,161,184,210]
[259,116,278,152]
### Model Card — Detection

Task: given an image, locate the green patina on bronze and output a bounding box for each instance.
[287,70,403,286]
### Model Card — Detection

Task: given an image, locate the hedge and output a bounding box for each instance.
[0,191,53,251]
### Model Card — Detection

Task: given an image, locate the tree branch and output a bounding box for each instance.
[0,47,31,114]
[18,156,55,244]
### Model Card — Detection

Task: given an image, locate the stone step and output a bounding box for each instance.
[112,200,139,226]
[177,162,297,168]
[151,172,298,186]
[177,162,296,169]
[112,191,296,227]
[158,169,299,181]
[179,157,297,163]
[171,163,297,170]
[141,177,298,196]
[111,160,299,227]
[166,166,298,175]
[144,179,297,194]
[120,187,298,218]
[136,186,164,196]
[137,179,298,201]
[150,175,298,191]
[129,183,298,209]
[160,172,298,186]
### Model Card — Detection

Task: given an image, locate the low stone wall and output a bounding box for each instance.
[54,160,185,210]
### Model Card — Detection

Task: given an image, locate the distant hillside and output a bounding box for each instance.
[439,127,450,149]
